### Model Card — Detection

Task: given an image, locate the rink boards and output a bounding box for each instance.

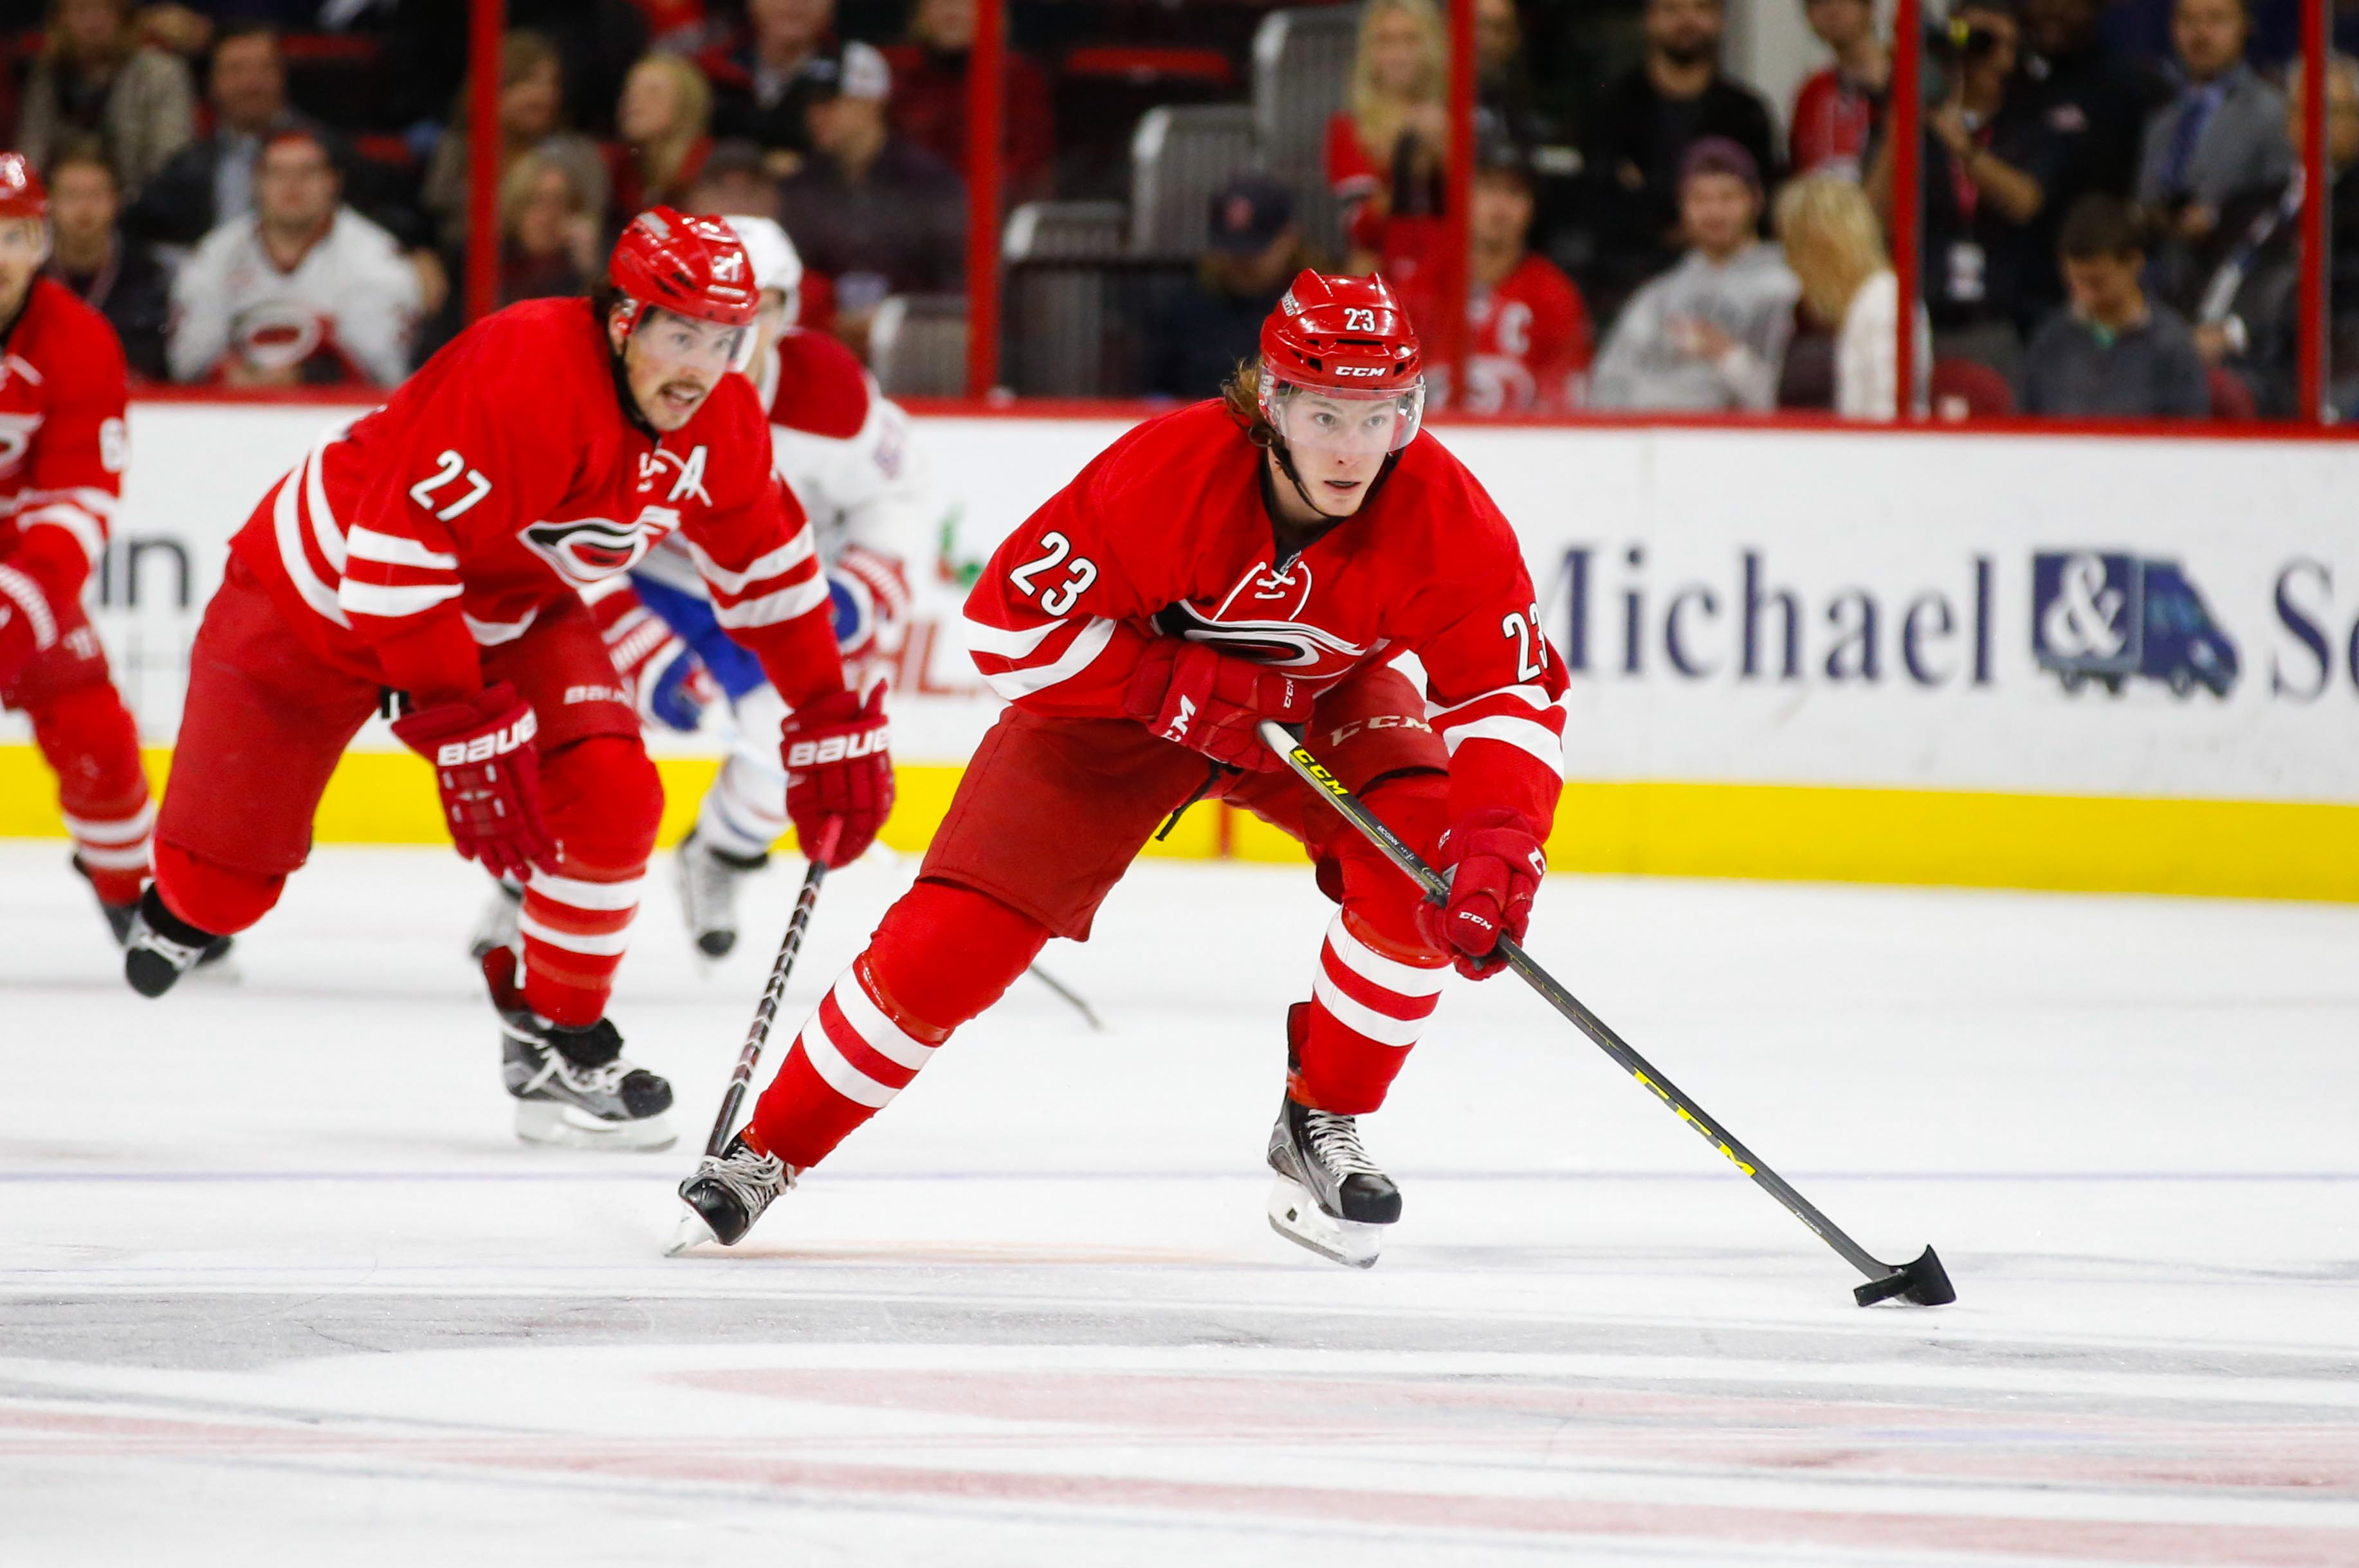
[4,401,2358,900]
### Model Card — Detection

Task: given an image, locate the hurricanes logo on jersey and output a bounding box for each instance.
[522,516,659,582]
[1153,558,1370,672]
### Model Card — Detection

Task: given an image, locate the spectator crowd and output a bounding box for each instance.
[0,0,2345,422]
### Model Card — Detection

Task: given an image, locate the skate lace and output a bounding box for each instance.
[559,1057,631,1096]
[700,1145,790,1208]
[1305,1111,1381,1179]
[509,1035,630,1099]
[136,929,208,970]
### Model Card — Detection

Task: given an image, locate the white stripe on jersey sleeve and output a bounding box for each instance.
[345,525,459,571]
[339,578,464,619]
[977,616,1119,702]
[1439,712,1566,773]
[684,532,816,596]
[711,572,831,629]
[962,612,1072,661]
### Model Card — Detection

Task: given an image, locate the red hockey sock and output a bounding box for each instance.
[30,682,152,906]
[520,736,660,1028]
[152,840,282,936]
[749,878,1048,1169]
[1293,907,1449,1114]
[1292,774,1451,1115]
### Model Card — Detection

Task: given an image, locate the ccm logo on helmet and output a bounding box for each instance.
[786,726,890,769]
[434,711,537,767]
[1334,365,1388,378]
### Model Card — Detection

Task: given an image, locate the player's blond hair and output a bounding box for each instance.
[1222,358,1277,445]
[1775,174,1886,329]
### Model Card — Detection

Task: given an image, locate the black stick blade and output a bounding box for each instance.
[1853,1246,1957,1308]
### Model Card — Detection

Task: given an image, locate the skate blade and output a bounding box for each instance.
[185,942,241,987]
[1265,1176,1384,1270]
[663,1206,716,1257]
[513,1101,677,1153]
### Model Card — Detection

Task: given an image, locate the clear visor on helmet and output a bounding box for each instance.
[635,305,754,379]
[0,214,51,269]
[1261,370,1426,457]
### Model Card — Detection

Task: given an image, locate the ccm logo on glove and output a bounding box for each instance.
[431,709,537,767]
[1123,639,1311,772]
[785,725,890,769]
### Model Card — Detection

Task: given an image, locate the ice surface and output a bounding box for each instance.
[3,841,2356,1567]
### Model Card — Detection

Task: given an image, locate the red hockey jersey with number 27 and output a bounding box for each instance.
[964,401,1569,834]
[231,296,844,711]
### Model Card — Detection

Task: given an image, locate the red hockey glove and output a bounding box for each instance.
[1123,638,1314,773]
[782,682,893,868]
[0,560,60,692]
[390,682,558,881]
[1417,808,1547,980]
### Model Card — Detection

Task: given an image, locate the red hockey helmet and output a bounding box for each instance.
[0,153,48,222]
[607,206,761,334]
[1257,269,1425,454]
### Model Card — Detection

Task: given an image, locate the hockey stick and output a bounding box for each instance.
[692,817,843,1161]
[1258,720,1955,1308]
[1027,960,1106,1032]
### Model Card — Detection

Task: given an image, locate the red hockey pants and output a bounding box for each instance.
[154,556,659,1026]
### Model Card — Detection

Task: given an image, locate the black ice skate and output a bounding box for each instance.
[667,1131,794,1253]
[482,949,675,1150]
[675,829,765,958]
[120,884,234,996]
[1266,1005,1400,1269]
[467,877,524,962]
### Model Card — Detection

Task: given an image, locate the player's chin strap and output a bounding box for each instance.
[603,304,663,441]
[1252,423,1404,519]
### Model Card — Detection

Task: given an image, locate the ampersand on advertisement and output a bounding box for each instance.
[2042,552,2127,659]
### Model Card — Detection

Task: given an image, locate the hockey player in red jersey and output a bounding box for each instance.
[0,153,184,953]
[677,271,1568,1264]
[478,215,942,964]
[132,208,893,1151]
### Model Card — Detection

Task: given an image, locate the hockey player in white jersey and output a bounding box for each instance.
[472,215,944,962]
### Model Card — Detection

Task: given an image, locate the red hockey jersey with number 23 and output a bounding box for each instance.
[964,401,1569,833]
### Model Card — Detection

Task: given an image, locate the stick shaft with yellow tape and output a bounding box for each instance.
[1256,720,1954,1307]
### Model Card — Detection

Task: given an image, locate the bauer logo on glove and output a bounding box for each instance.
[786,722,888,770]
[432,709,537,767]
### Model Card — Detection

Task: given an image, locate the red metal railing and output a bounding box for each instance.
[1891,0,1922,423]
[463,0,504,327]
[964,0,1007,396]
[2299,0,2327,421]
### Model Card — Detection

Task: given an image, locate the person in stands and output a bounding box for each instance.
[2020,193,2210,417]
[1790,0,1888,179]
[1590,138,1798,413]
[1326,0,1448,272]
[44,137,170,381]
[1142,172,1312,401]
[167,129,421,387]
